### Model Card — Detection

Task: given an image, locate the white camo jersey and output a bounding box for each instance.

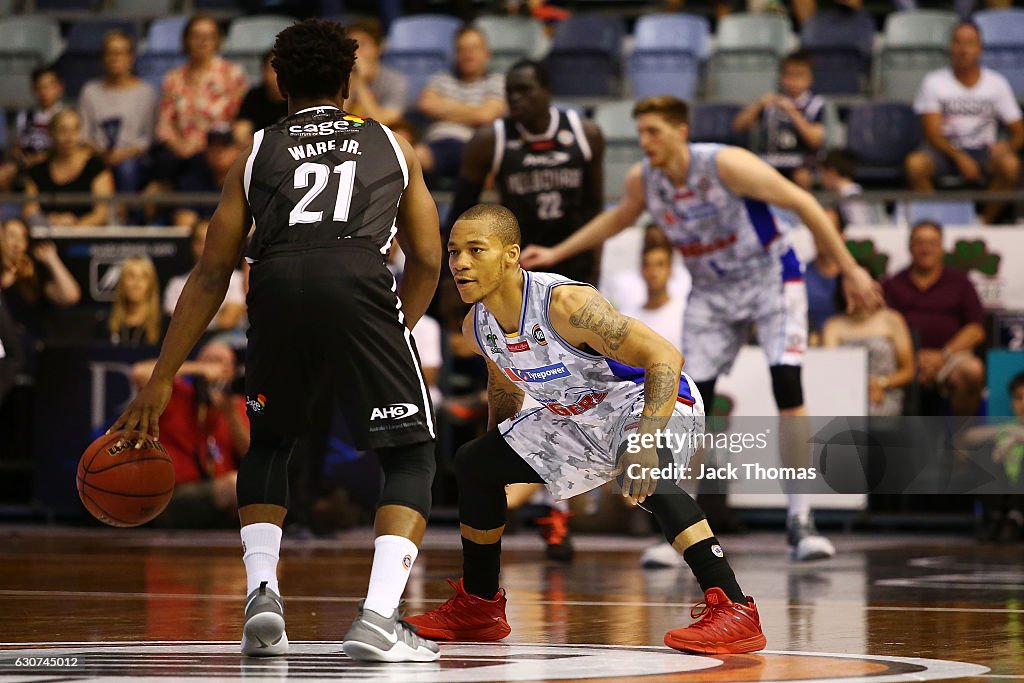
[473,271,704,500]
[643,143,803,286]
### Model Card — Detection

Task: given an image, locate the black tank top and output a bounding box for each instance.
[245,106,407,261]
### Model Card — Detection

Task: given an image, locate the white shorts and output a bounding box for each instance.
[682,277,807,382]
[499,375,706,500]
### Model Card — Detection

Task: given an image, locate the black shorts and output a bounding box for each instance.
[244,238,435,449]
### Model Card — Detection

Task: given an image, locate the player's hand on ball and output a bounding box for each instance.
[107,378,174,446]
[842,265,884,314]
[520,245,557,271]
[616,446,659,505]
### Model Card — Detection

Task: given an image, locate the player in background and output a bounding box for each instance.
[405,204,767,655]
[110,19,443,662]
[522,96,884,561]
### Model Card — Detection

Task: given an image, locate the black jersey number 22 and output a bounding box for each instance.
[289,160,357,226]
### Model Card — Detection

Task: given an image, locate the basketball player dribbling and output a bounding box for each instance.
[111,20,443,663]
[522,95,885,561]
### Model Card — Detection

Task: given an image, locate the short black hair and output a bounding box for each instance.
[507,58,550,90]
[457,204,521,247]
[910,220,943,240]
[782,49,813,70]
[823,150,856,179]
[1009,371,1024,396]
[953,20,981,41]
[31,64,60,86]
[272,19,357,101]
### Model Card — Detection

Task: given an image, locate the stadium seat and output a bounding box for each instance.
[547,14,625,97]
[57,19,138,98]
[33,0,95,10]
[135,52,187,90]
[474,16,548,76]
[904,199,977,226]
[144,15,188,53]
[594,100,642,200]
[688,103,747,146]
[0,16,61,108]
[715,12,793,56]
[974,8,1024,98]
[845,102,921,183]
[873,10,958,101]
[382,14,461,102]
[705,50,780,103]
[626,13,706,100]
[106,0,177,17]
[800,9,874,95]
[223,15,296,84]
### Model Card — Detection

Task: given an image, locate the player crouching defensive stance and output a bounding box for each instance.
[405,204,766,654]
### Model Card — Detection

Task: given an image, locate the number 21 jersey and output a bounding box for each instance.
[245,105,408,261]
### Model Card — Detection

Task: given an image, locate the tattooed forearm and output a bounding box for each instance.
[486,362,525,429]
[643,362,678,418]
[569,294,633,351]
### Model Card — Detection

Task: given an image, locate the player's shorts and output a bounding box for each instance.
[244,238,435,449]
[498,374,705,500]
[682,268,807,383]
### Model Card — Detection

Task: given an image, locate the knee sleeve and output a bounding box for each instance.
[376,440,436,519]
[236,429,295,509]
[643,492,707,544]
[456,429,542,531]
[770,364,804,410]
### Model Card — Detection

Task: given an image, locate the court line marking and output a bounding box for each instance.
[1,589,1023,614]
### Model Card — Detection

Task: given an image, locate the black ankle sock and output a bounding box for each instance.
[462,537,501,599]
[682,537,746,604]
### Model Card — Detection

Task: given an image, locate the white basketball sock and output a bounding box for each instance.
[241,522,282,596]
[787,493,811,522]
[363,535,418,618]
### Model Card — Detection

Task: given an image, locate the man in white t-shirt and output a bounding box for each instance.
[164,219,246,331]
[905,21,1023,223]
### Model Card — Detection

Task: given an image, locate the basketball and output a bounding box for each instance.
[76,432,176,528]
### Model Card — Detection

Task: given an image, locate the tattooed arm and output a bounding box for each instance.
[462,311,525,430]
[548,286,684,430]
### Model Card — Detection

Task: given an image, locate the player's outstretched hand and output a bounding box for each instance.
[520,245,558,271]
[615,445,660,505]
[107,378,173,447]
[843,265,884,314]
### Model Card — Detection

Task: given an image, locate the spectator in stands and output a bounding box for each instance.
[164,218,246,332]
[12,66,64,170]
[602,225,690,314]
[732,50,825,190]
[79,30,157,193]
[151,14,247,195]
[173,125,243,227]
[823,274,916,416]
[0,217,81,334]
[412,314,444,409]
[0,236,24,409]
[619,239,685,353]
[884,220,986,416]
[99,256,168,347]
[23,109,114,228]
[131,339,248,528]
[344,19,409,128]
[905,21,1023,224]
[805,209,844,343]
[821,150,883,226]
[417,25,505,180]
[234,51,287,143]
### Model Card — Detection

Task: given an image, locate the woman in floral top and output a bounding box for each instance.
[153,14,247,189]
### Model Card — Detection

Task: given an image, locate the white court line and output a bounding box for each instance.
[1,589,1023,614]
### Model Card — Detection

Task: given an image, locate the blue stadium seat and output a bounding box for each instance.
[546,14,625,97]
[58,19,138,98]
[382,14,461,102]
[135,52,186,91]
[975,8,1024,98]
[628,13,706,100]
[905,199,977,226]
[801,9,874,95]
[845,102,922,183]
[145,16,188,53]
[688,103,747,146]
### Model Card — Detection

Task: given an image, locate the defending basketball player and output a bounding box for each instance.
[522,96,885,561]
[404,204,767,655]
[109,20,442,663]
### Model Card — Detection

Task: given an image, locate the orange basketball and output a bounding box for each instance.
[76,432,175,527]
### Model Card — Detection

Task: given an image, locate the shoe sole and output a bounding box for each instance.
[406,620,511,642]
[241,612,289,657]
[341,639,440,662]
[664,632,767,655]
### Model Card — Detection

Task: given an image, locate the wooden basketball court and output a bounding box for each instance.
[0,525,1017,682]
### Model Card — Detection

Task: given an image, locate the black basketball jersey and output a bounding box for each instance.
[245,106,407,261]
[492,107,593,250]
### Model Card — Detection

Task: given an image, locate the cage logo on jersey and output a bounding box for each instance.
[370,403,420,421]
[506,340,530,353]
[485,333,501,354]
[503,363,571,383]
[246,394,267,415]
[542,391,608,417]
[531,324,548,346]
[288,117,364,138]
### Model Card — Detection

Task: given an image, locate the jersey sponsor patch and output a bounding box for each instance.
[531,324,548,346]
[506,340,530,353]
[503,363,571,383]
[542,391,608,416]
[370,403,420,421]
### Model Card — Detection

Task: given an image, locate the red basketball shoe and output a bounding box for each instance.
[664,587,767,654]
[404,578,511,641]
